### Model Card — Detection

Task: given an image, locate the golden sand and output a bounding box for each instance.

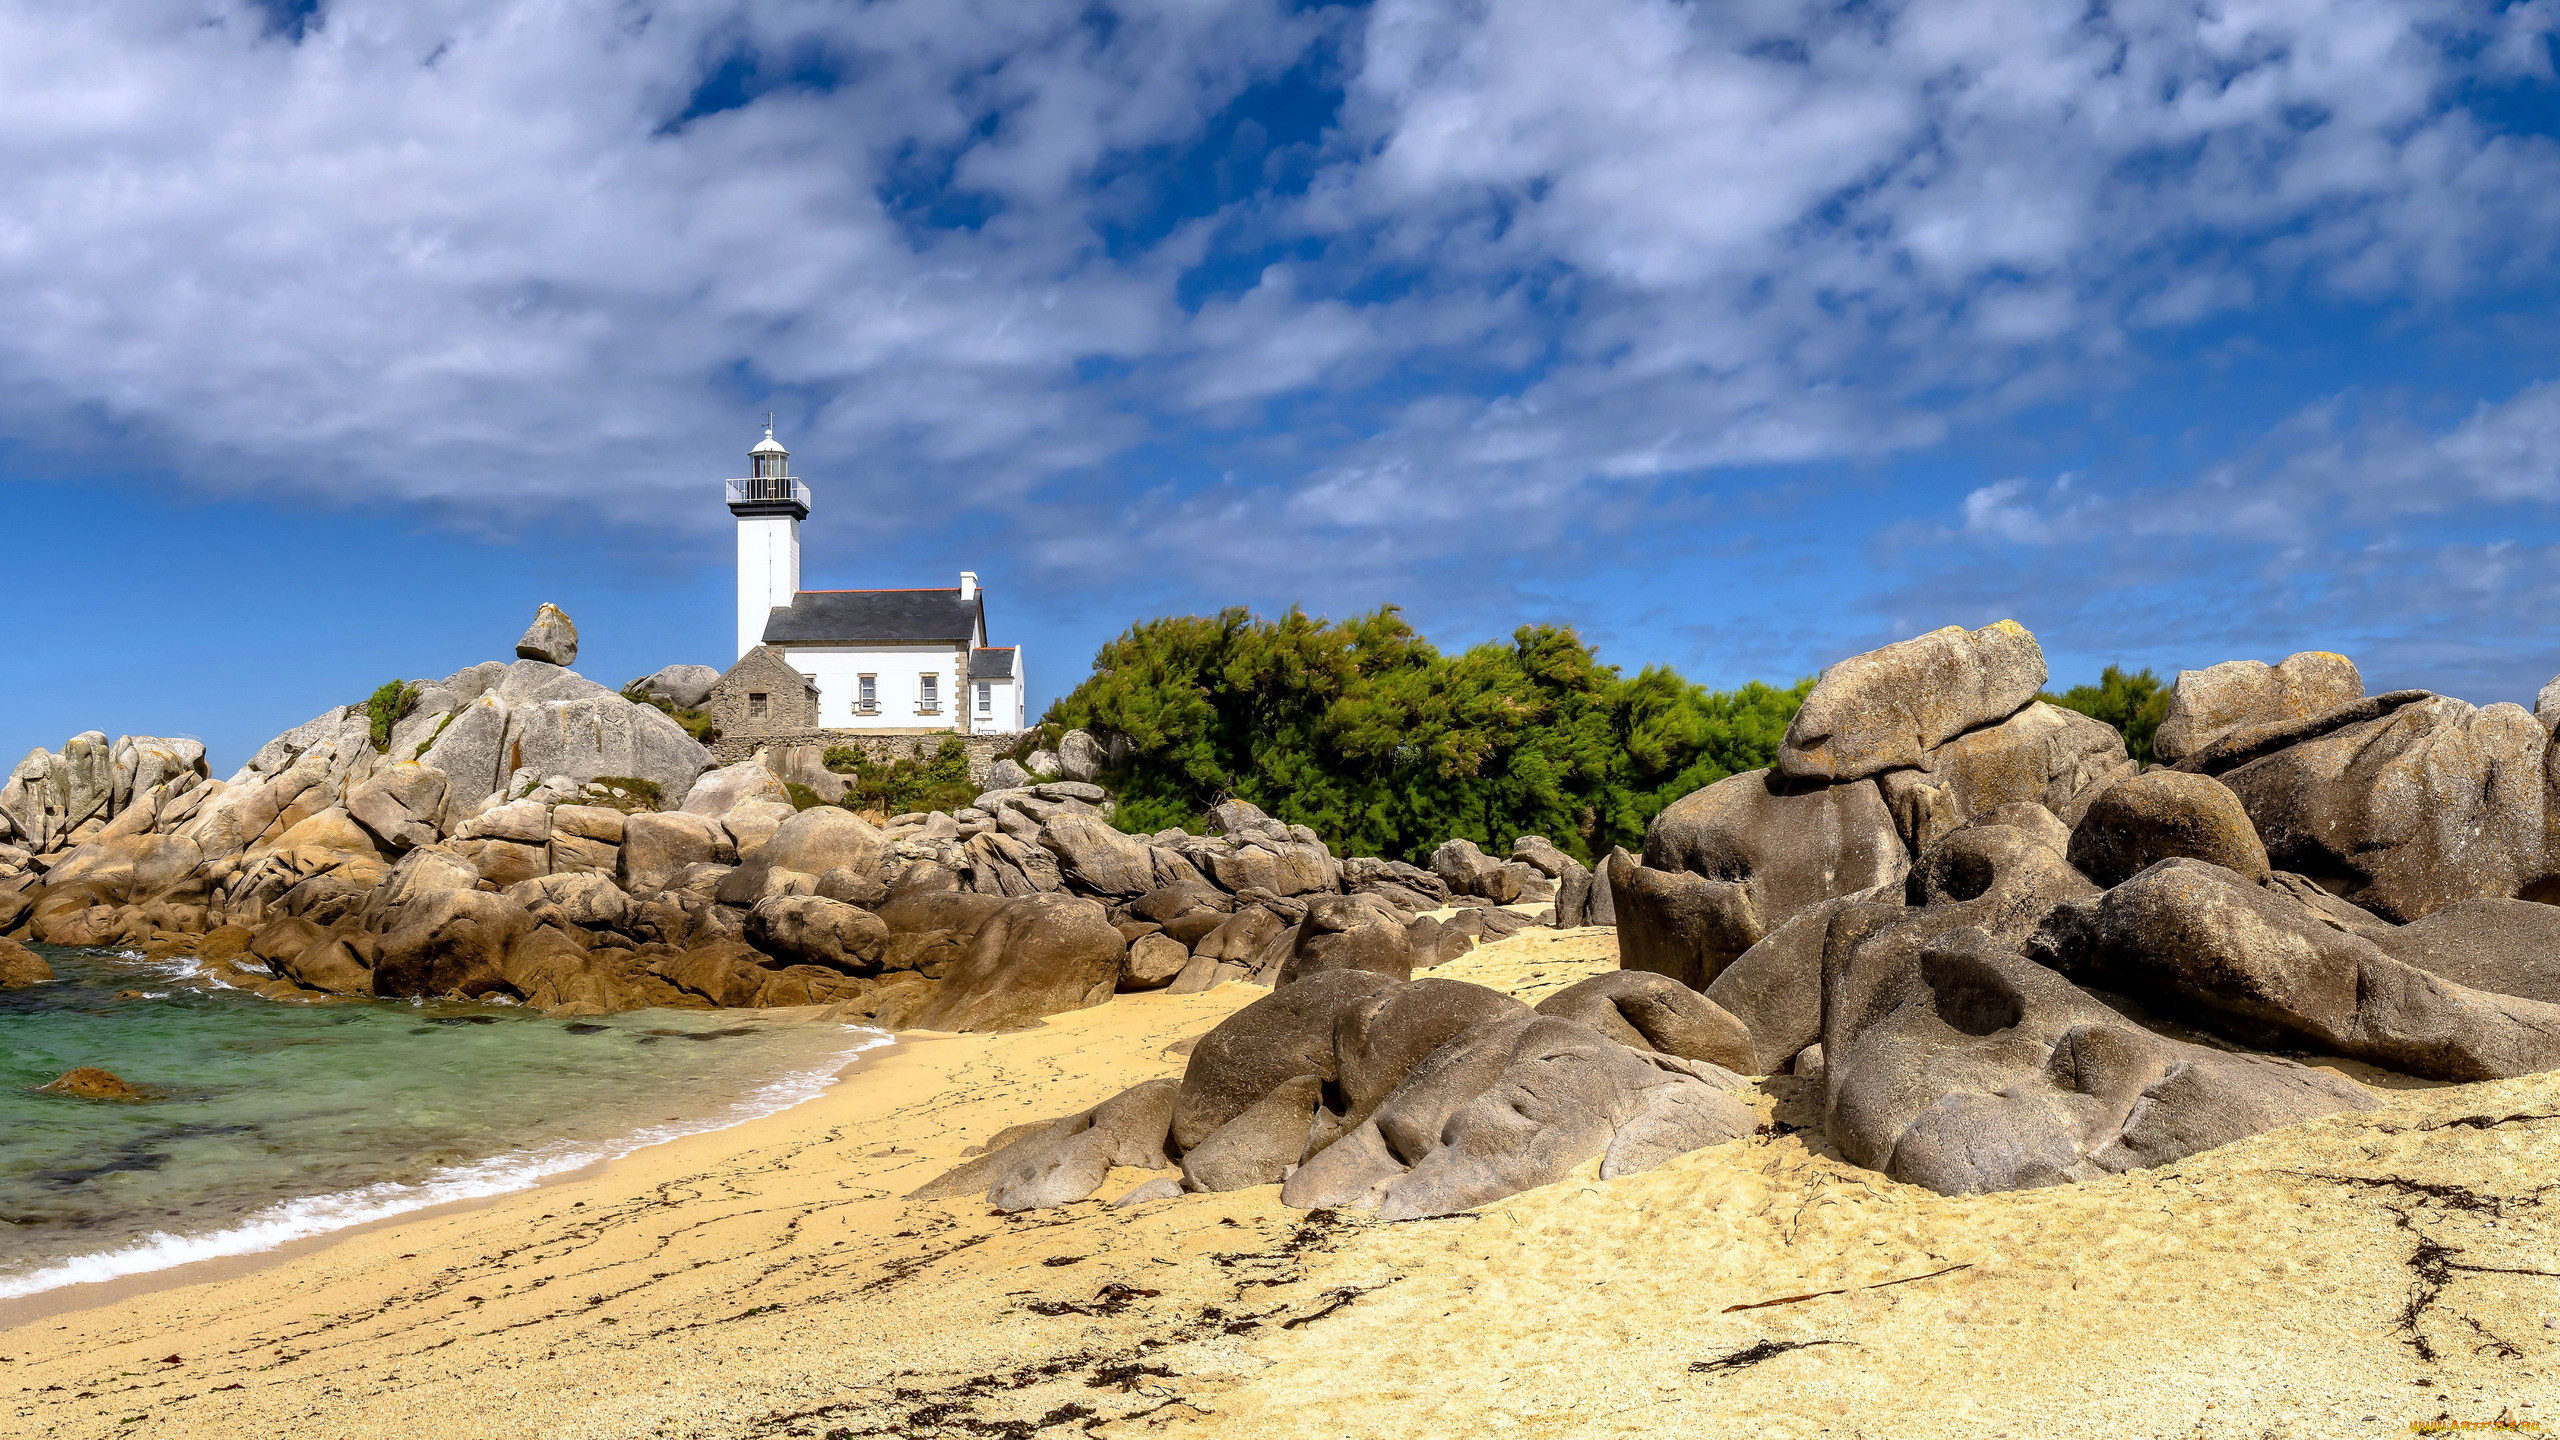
[5,928,2557,1439]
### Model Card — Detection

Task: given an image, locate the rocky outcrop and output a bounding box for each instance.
[1778,621,2046,782]
[2213,696,2550,921]
[2,732,207,856]
[1615,621,2129,1011]
[0,936,52,988]
[1578,617,2560,1203]
[27,602,2560,1233]
[1821,921,2375,1194]
[909,893,1127,1032]
[2065,859,2560,1082]
[920,973,1754,1220]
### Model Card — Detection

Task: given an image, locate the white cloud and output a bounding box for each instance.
[0,0,1313,528]
[0,0,2553,616]
[1952,380,2560,554]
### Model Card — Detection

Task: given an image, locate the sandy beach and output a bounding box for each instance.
[6,926,2557,1440]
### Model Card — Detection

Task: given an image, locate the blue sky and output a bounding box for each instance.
[9,0,2560,772]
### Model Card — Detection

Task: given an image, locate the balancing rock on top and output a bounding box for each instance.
[515,603,580,666]
[1777,620,2046,782]
[2152,652,2361,766]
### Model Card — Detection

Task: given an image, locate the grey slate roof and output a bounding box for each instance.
[969,647,1016,680]
[763,588,985,646]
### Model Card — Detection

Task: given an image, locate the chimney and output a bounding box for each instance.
[959,571,978,602]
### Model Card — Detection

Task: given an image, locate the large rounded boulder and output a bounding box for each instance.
[2372,899,2560,1005]
[1777,620,2046,782]
[1276,894,1414,986]
[1820,922,2377,1195]
[756,807,891,882]
[0,937,55,989]
[2153,652,2363,766]
[1332,978,1529,1128]
[1642,768,1907,933]
[2066,769,2270,887]
[908,892,1128,1033]
[1535,969,1755,1073]
[2078,858,2560,1081]
[747,894,892,974]
[371,889,533,999]
[1170,968,1401,1153]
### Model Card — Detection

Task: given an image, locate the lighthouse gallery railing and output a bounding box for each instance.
[725,477,810,504]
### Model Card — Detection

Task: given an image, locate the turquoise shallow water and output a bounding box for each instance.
[0,944,886,1300]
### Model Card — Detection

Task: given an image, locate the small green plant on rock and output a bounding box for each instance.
[410,709,456,760]
[581,776,664,813]
[365,680,420,753]
[825,737,978,816]
[620,685,721,744]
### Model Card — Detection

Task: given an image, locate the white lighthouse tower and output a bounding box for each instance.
[727,419,808,659]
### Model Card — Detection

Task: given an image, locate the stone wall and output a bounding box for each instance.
[710,729,1026,786]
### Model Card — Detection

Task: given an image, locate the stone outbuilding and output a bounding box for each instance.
[708,645,821,743]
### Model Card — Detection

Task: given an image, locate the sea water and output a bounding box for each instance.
[0,944,887,1300]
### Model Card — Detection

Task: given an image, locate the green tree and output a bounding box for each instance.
[1043,605,1812,864]
[2042,665,2172,767]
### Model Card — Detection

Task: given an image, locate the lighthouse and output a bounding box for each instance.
[708,419,1026,737]
[727,419,808,659]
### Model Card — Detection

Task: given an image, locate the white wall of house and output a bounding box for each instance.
[970,671,1024,733]
[779,644,967,729]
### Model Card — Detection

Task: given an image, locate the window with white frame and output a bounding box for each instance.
[976,681,992,716]
[857,674,877,713]
[918,672,939,713]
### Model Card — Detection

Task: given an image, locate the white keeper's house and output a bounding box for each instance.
[709,423,1025,738]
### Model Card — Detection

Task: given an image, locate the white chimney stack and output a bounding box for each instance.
[959,571,978,602]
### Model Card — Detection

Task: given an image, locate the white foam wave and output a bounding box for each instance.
[0,1027,891,1302]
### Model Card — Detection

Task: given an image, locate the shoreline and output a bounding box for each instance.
[5,930,2555,1440]
[0,1002,896,1326]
